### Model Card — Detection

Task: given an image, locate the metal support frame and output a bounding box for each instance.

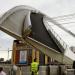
[25,37,73,65]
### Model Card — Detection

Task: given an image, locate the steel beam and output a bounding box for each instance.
[25,37,73,65]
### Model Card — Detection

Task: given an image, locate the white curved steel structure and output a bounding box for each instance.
[0,5,74,65]
[0,5,35,39]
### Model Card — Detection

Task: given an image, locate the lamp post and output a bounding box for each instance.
[8,48,9,60]
[8,48,12,60]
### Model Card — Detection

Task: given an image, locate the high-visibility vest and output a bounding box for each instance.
[31,62,39,72]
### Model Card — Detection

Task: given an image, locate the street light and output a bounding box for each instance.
[8,48,12,60]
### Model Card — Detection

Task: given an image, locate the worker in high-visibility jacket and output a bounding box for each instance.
[31,59,39,75]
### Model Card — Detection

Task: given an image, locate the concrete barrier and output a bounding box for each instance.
[49,65,59,75]
[39,66,47,75]
[21,66,31,75]
[58,65,66,75]
[65,69,75,75]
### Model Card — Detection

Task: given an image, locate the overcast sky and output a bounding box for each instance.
[0,0,75,17]
[0,0,75,60]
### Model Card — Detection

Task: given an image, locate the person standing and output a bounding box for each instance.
[0,67,6,75]
[31,59,39,75]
